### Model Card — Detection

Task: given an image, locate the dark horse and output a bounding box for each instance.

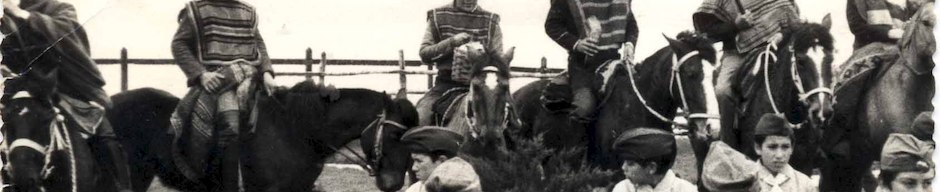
[512,31,716,171]
[437,43,519,157]
[718,15,836,176]
[821,4,935,191]
[0,70,117,192]
[109,81,418,192]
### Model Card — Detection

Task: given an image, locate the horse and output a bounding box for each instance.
[109,81,418,192]
[821,4,935,191]
[718,15,836,176]
[512,31,717,172]
[0,70,113,192]
[432,43,518,157]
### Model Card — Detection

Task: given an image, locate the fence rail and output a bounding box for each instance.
[98,48,564,94]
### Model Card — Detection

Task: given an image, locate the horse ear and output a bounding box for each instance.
[663,33,683,52]
[821,13,832,31]
[500,47,516,64]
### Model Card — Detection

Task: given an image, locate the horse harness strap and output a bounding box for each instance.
[789,54,833,102]
[322,111,407,176]
[627,51,703,124]
[758,43,833,117]
[2,91,79,191]
[463,87,514,139]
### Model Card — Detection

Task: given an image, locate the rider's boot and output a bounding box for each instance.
[217,111,241,192]
[92,136,134,192]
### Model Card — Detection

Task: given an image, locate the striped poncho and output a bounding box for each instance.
[697,0,799,53]
[566,0,633,50]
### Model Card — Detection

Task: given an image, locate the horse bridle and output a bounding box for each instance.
[626,50,715,124]
[324,110,407,176]
[0,90,77,191]
[755,43,833,118]
[463,87,514,139]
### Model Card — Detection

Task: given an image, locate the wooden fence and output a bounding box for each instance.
[96,48,564,95]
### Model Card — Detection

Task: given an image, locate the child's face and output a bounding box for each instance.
[410,153,444,181]
[754,135,793,174]
[455,0,478,11]
[621,160,656,185]
[889,169,934,192]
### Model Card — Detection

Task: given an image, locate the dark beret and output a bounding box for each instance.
[612,128,676,161]
[754,113,794,138]
[905,111,933,142]
[881,133,934,172]
[401,126,465,155]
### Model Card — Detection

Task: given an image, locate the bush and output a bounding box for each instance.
[462,136,617,192]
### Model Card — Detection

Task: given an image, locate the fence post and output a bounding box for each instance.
[305,48,313,80]
[426,64,433,90]
[319,52,327,83]
[539,56,548,80]
[397,50,407,98]
[120,48,128,92]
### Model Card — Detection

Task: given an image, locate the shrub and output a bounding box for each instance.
[462,136,617,192]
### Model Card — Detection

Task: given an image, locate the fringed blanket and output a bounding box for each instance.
[824,43,899,155]
[433,87,470,126]
[168,65,259,181]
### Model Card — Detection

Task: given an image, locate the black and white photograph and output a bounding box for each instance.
[0,0,935,191]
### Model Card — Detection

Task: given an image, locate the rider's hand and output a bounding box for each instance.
[621,42,635,62]
[767,32,784,45]
[735,12,755,29]
[451,33,473,47]
[3,0,30,19]
[262,72,276,96]
[574,38,599,57]
[200,72,224,93]
[888,29,905,40]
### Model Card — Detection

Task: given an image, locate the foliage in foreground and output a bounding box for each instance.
[462,136,617,192]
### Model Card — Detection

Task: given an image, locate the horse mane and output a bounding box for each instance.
[676,31,717,64]
[784,22,834,53]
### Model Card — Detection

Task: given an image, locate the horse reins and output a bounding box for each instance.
[1,91,78,192]
[755,43,833,116]
[321,110,407,176]
[626,50,712,124]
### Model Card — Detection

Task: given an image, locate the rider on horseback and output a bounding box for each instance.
[544,0,638,123]
[171,0,276,190]
[417,0,503,126]
[847,0,931,49]
[0,0,133,191]
[693,0,799,134]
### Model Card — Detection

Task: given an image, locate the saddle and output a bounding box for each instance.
[540,60,626,114]
[432,87,470,126]
[169,80,340,181]
[55,94,104,138]
[824,43,900,155]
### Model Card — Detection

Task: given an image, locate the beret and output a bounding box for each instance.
[612,127,676,161]
[402,126,465,155]
[881,133,934,172]
[904,111,933,142]
[754,113,794,138]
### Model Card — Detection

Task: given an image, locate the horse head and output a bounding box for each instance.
[780,14,835,129]
[360,95,418,191]
[661,31,717,140]
[0,70,61,192]
[464,42,515,149]
[899,3,935,74]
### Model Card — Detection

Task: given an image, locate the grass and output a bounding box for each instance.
[145,137,698,191]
